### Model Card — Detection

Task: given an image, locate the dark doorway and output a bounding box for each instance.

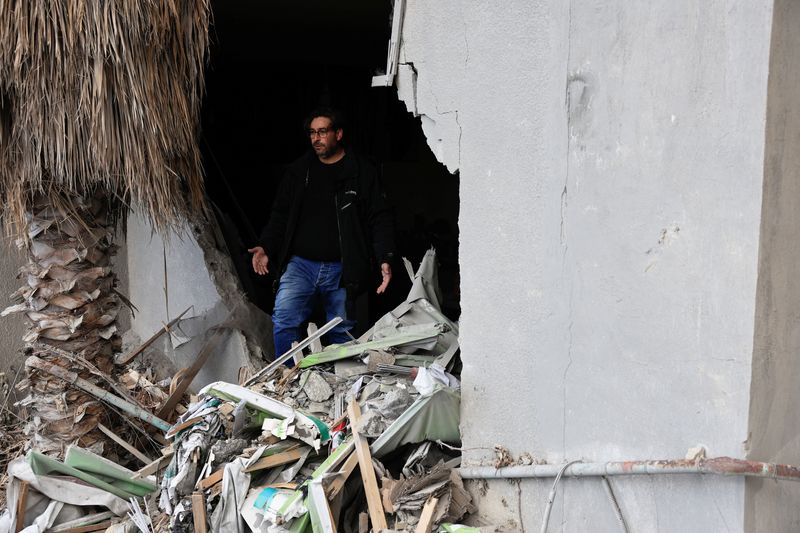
[201,0,460,342]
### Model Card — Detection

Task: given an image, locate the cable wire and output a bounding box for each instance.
[540,460,582,533]
[602,475,630,533]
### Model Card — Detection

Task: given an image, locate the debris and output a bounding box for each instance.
[191,491,208,533]
[14,480,28,533]
[26,356,171,432]
[302,371,334,402]
[416,496,439,533]
[0,250,476,532]
[116,306,192,365]
[97,423,153,465]
[348,400,389,531]
[371,387,461,458]
[47,511,114,532]
[156,325,232,420]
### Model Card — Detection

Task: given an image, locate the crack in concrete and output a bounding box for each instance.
[462,16,470,68]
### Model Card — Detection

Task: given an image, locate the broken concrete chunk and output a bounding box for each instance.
[211,438,249,468]
[374,387,414,420]
[334,359,370,378]
[302,371,333,402]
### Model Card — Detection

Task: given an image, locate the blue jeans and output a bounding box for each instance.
[272,256,353,359]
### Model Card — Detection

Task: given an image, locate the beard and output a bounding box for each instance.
[314,140,341,159]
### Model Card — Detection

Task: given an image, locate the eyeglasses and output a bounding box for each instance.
[308,127,334,138]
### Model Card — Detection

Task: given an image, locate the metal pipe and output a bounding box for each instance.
[459,456,800,482]
[244,317,342,386]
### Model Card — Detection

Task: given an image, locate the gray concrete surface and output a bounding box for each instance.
[745,0,800,530]
[397,1,776,530]
[0,239,27,397]
[125,211,269,389]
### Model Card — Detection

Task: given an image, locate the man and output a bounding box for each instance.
[249,107,395,359]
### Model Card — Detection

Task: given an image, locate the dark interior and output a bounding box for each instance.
[201,0,460,339]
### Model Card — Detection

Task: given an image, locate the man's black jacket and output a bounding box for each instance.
[258,150,395,297]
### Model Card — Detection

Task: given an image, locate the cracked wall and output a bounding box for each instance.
[124,211,271,390]
[398,1,775,531]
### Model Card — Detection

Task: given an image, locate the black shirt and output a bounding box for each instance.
[289,155,344,261]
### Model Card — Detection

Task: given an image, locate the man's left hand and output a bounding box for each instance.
[376,262,392,294]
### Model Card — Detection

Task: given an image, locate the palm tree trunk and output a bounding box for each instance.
[3,189,122,456]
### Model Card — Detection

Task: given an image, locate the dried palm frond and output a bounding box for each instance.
[0,0,211,238]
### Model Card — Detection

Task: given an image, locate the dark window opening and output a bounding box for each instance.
[201,0,460,337]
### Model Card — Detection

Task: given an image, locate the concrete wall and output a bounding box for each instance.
[397,1,774,531]
[125,211,269,390]
[745,0,800,530]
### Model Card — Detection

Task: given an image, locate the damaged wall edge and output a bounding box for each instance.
[124,208,273,390]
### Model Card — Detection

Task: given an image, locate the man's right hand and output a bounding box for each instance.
[248,246,269,275]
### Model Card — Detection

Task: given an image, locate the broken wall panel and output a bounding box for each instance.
[124,210,270,389]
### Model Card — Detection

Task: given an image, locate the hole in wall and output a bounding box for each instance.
[201,0,460,339]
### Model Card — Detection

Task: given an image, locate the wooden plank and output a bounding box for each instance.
[192,492,208,533]
[116,306,192,365]
[164,415,205,439]
[414,497,439,533]
[326,451,359,501]
[347,401,387,531]
[242,448,304,473]
[132,452,173,479]
[97,423,153,465]
[156,327,230,420]
[14,481,28,533]
[197,468,224,490]
[50,521,112,533]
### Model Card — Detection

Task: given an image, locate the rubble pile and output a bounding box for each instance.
[0,250,482,532]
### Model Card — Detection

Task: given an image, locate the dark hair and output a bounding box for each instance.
[303,107,344,132]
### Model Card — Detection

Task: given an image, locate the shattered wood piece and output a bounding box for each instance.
[218,403,235,417]
[116,306,192,365]
[14,481,28,533]
[326,451,359,501]
[242,447,305,473]
[415,497,439,533]
[132,453,173,479]
[25,356,171,431]
[47,512,114,532]
[49,522,113,533]
[97,423,153,465]
[197,468,224,490]
[192,492,208,533]
[156,327,231,420]
[347,400,388,531]
[164,415,205,439]
[358,513,368,533]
